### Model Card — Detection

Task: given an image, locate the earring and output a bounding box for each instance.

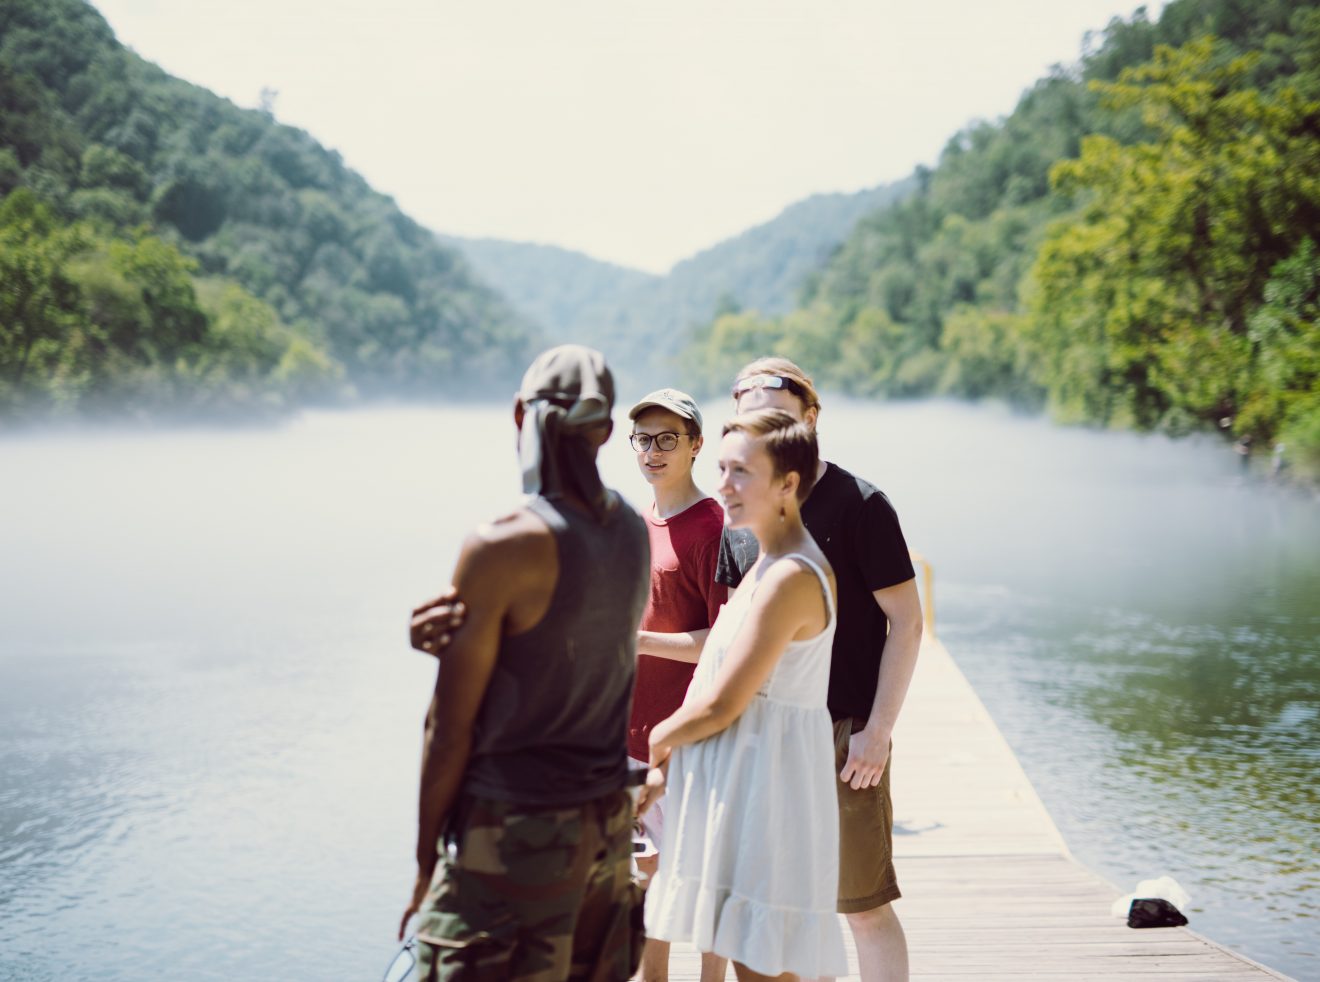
[779,505,786,523]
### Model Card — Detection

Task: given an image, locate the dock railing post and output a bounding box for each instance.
[908,551,935,638]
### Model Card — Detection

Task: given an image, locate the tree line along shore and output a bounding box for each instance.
[1,0,1317,482]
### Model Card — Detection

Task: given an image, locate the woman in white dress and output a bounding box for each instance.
[640,408,848,982]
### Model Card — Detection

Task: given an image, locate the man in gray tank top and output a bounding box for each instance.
[398,345,651,981]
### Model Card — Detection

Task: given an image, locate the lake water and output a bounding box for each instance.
[1,400,1316,980]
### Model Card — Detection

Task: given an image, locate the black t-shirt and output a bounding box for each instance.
[714,461,914,722]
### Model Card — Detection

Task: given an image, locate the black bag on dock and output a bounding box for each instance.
[1127,897,1189,928]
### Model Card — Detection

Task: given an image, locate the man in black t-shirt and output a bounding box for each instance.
[715,357,923,982]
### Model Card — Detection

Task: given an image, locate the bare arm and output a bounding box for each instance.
[839,577,923,790]
[399,514,551,937]
[635,538,728,663]
[647,562,827,765]
[636,627,710,664]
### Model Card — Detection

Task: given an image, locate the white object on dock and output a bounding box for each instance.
[1111,875,1192,918]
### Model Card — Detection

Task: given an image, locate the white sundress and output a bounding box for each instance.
[644,553,847,978]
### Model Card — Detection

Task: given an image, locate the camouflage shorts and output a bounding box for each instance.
[414,790,643,982]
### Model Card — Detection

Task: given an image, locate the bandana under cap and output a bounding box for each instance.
[517,345,616,520]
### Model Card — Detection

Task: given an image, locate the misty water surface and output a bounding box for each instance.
[0,401,1316,980]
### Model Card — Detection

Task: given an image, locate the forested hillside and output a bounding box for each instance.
[442,182,911,392]
[684,0,1320,480]
[438,235,659,349]
[659,182,916,325]
[0,0,535,421]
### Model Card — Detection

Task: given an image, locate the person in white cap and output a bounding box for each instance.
[625,388,728,982]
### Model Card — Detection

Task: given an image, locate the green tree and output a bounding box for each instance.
[1030,36,1320,433]
[0,190,87,411]
[1241,239,1320,475]
[78,143,148,198]
[938,305,1037,401]
[107,230,207,363]
[0,147,20,194]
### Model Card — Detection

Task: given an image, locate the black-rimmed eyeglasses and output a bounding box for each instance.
[731,374,806,401]
[630,431,685,452]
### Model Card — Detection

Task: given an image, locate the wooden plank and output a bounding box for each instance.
[658,638,1294,980]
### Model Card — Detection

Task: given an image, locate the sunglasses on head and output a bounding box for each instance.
[732,374,807,401]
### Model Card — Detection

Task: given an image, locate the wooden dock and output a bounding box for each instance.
[664,636,1294,980]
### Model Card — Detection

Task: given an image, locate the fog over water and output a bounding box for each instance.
[1,400,1316,980]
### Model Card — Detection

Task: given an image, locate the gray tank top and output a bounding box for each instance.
[464,493,650,806]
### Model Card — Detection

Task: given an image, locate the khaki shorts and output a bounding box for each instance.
[833,717,901,913]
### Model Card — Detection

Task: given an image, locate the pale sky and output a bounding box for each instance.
[92,0,1163,273]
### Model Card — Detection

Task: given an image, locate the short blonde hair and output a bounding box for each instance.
[733,356,822,415]
[723,408,820,501]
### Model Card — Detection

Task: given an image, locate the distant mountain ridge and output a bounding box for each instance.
[664,181,916,318]
[440,180,913,389]
[435,235,658,346]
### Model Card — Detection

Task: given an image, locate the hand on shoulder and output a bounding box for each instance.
[410,507,555,658]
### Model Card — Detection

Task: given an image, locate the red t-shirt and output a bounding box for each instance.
[627,496,727,760]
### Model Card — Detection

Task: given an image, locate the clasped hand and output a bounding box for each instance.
[637,750,669,817]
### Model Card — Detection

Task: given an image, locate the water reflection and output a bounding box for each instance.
[0,658,156,875]
[941,573,1319,974]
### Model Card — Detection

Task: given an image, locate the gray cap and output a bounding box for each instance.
[519,344,614,419]
[628,387,703,434]
[517,344,615,520]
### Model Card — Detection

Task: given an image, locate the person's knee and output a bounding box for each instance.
[846,901,899,934]
[638,936,670,982]
[698,951,728,982]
